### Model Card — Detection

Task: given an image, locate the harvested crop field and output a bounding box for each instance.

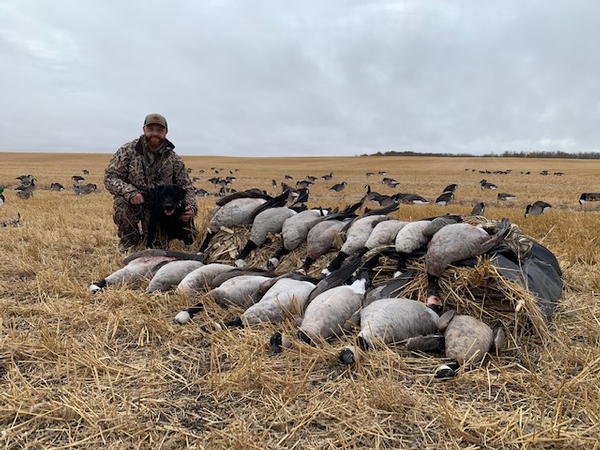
[1,153,599,449]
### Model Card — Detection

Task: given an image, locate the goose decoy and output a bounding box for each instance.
[322,172,333,181]
[579,192,600,206]
[0,187,4,207]
[470,202,485,216]
[15,175,35,187]
[479,179,498,190]
[72,175,85,183]
[525,201,551,217]
[434,192,454,206]
[497,192,516,201]
[50,182,65,191]
[329,181,347,192]
[442,183,458,194]
[393,193,430,205]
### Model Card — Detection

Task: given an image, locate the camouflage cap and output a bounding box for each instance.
[144,113,168,129]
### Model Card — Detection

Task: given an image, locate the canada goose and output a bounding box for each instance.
[329,181,347,192]
[235,206,297,267]
[266,208,327,270]
[434,192,454,206]
[434,310,505,378]
[470,202,485,216]
[393,220,431,274]
[425,218,510,312]
[146,260,204,293]
[479,179,498,190]
[238,277,317,325]
[339,298,440,365]
[15,181,36,199]
[321,203,400,276]
[15,175,35,187]
[50,182,65,191]
[196,196,269,254]
[525,201,552,217]
[579,192,600,206]
[208,274,273,308]
[299,217,353,274]
[89,249,204,292]
[442,184,458,194]
[497,192,516,201]
[176,263,236,294]
[297,274,367,345]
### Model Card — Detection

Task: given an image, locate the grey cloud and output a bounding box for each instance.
[1,0,599,156]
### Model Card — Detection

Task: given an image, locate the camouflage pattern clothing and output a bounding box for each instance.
[104,136,198,250]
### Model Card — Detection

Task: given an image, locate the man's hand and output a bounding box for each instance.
[130,193,145,205]
[179,206,194,222]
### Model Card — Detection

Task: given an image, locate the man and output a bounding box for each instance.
[104,113,198,251]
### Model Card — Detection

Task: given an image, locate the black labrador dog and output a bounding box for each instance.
[143,184,195,248]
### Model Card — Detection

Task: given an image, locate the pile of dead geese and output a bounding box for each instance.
[90,189,563,378]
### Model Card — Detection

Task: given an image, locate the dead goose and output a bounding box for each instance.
[145,259,204,293]
[237,276,317,325]
[235,206,297,267]
[297,274,367,345]
[435,310,505,378]
[425,218,510,313]
[339,298,440,365]
[266,208,329,270]
[89,249,204,292]
[174,273,273,324]
[176,263,236,294]
[321,203,399,276]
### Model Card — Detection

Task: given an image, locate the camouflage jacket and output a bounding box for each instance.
[104,136,198,215]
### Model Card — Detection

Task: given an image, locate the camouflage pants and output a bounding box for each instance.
[112,196,190,249]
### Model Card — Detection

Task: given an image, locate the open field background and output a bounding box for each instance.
[1,153,600,449]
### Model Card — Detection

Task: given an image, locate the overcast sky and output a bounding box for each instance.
[2,1,599,157]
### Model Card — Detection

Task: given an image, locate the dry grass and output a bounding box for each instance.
[1,153,600,449]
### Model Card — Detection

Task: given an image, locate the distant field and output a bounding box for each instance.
[1,153,599,449]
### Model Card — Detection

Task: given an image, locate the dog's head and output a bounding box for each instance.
[152,184,186,217]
